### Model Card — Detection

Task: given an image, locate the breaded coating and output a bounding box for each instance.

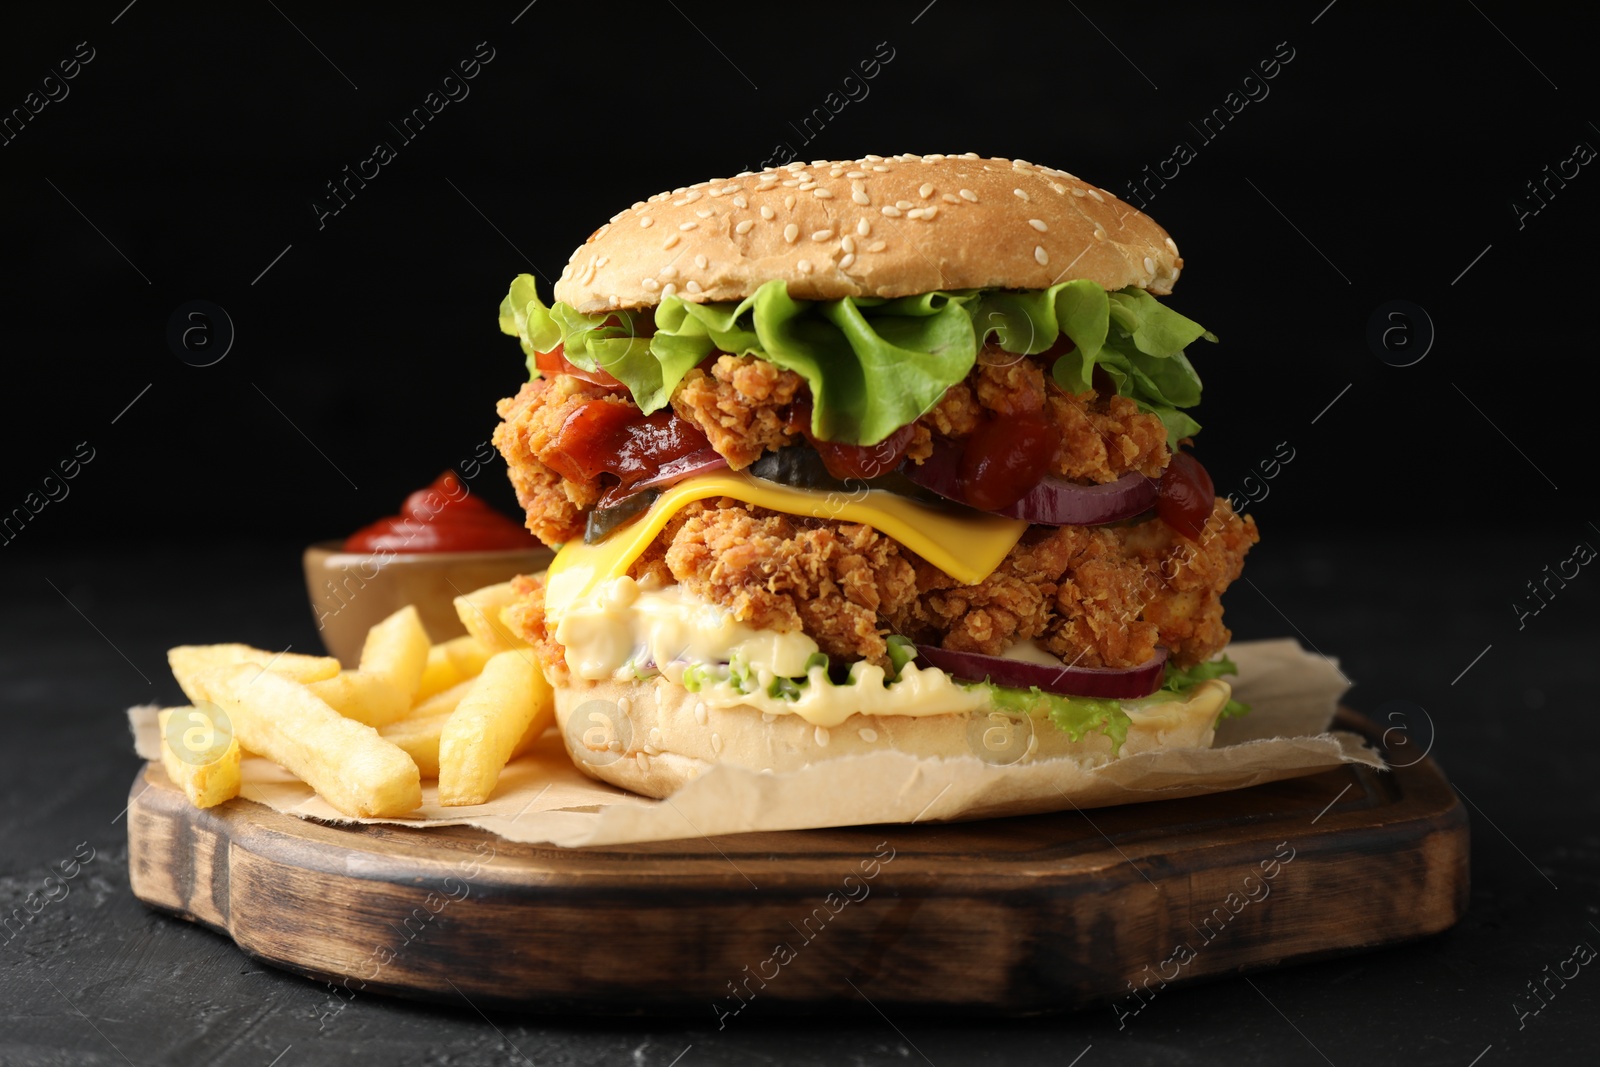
[494,354,1170,545]
[504,572,568,681]
[608,497,1259,671]
[493,376,625,545]
[670,355,806,469]
[655,500,919,666]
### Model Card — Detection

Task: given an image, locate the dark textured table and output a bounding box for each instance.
[2,535,1594,1067]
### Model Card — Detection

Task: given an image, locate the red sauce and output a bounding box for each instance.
[344,471,539,553]
[777,401,915,481]
[1157,452,1215,541]
[958,411,1057,511]
[549,400,713,494]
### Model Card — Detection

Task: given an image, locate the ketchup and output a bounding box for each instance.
[1156,452,1214,541]
[778,401,917,481]
[548,401,714,497]
[344,472,539,553]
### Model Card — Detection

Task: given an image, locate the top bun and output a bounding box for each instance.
[553,153,1183,313]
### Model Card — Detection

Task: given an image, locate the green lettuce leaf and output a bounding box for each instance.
[497,273,1216,447]
[980,682,1133,755]
[1160,654,1250,719]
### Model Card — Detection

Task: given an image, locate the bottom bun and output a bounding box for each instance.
[553,676,1231,799]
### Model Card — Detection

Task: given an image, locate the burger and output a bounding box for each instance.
[491,153,1258,798]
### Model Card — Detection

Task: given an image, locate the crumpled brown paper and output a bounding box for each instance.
[128,637,1381,847]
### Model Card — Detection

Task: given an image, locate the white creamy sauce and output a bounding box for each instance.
[999,638,1070,667]
[553,576,988,727]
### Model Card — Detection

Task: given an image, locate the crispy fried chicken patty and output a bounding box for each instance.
[492,353,1169,547]
[509,496,1257,681]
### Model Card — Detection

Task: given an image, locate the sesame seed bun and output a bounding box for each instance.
[553,153,1183,314]
[553,675,1229,800]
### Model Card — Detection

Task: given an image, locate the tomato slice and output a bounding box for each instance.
[535,344,624,389]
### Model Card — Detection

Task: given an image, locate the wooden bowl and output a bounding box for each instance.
[302,541,554,666]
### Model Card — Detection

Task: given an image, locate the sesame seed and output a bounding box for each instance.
[639,216,654,228]
[868,240,886,252]
[942,193,962,204]
[924,153,945,162]
[813,188,834,199]
[1051,182,1067,194]
[722,183,741,195]
[1014,189,1030,202]
[783,223,800,242]
[872,165,890,172]
[829,167,844,177]
[641,277,660,291]
[896,199,913,210]
[784,195,797,211]
[595,255,608,267]
[961,151,979,160]
[881,205,903,217]
[761,711,777,723]
[1029,218,1048,232]
[1165,236,1179,253]
[1086,188,1105,203]
[1143,256,1156,274]
[864,154,883,161]
[608,294,621,307]
[695,208,713,218]
[733,195,747,208]
[694,254,708,269]
[852,188,871,206]
[814,726,830,747]
[1035,246,1049,265]
[660,266,678,279]
[643,744,660,756]
[678,221,697,231]
[711,732,722,754]
[1071,188,1087,198]
[797,259,812,274]
[662,282,678,296]
[735,219,754,234]
[858,728,878,743]
[596,224,611,237]
[811,229,834,241]
[685,280,703,294]
[841,235,855,253]
[695,702,707,724]
[846,170,867,178]
[782,179,799,188]
[707,186,724,198]
[919,182,935,198]
[798,181,817,191]
[760,205,775,219]
[959,188,979,202]
[857,219,872,236]
[684,190,702,202]
[840,252,856,268]
[906,208,924,220]
[1092,229,1107,241]
[921,205,938,219]
[663,234,680,249]
[756,180,777,191]
[636,752,649,771]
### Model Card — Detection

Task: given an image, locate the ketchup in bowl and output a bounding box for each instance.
[344,472,538,553]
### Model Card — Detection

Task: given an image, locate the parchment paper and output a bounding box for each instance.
[128,637,1381,847]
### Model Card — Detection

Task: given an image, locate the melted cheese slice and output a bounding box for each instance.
[543,472,1027,622]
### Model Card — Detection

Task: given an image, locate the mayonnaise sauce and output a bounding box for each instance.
[553,576,989,727]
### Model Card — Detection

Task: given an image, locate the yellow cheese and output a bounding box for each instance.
[544,472,1027,621]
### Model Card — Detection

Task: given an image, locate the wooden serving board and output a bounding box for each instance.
[126,709,1467,1016]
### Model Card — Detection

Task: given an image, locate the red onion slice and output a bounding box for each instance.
[902,446,1158,526]
[596,448,728,509]
[915,643,1168,699]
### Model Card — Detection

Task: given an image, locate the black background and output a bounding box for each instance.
[3,2,1598,1065]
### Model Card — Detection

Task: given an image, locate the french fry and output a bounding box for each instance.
[204,663,422,818]
[156,706,242,809]
[358,605,431,704]
[453,582,529,654]
[304,670,409,727]
[415,634,491,703]
[167,644,340,706]
[377,679,475,778]
[437,650,552,805]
